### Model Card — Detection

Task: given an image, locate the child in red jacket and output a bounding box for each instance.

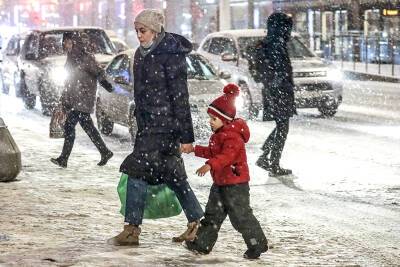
[184,83,268,259]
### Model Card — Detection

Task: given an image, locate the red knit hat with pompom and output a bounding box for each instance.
[207,83,240,122]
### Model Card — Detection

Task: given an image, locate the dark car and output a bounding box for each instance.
[18,27,116,115]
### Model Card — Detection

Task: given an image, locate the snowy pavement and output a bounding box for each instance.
[0,80,399,266]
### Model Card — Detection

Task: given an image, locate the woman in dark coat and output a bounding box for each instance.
[51,32,114,168]
[249,12,296,176]
[108,9,203,246]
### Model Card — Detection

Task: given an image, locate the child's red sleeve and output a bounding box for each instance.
[206,138,240,173]
[194,145,212,159]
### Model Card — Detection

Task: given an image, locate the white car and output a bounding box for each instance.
[105,30,131,53]
[1,33,27,96]
[198,29,344,117]
[110,37,130,53]
[95,49,229,138]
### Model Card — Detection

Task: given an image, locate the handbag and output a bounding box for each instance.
[49,104,68,138]
[117,173,182,219]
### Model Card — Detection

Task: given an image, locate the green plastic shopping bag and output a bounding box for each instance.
[117,173,182,219]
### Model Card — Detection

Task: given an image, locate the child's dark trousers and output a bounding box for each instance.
[189,182,267,253]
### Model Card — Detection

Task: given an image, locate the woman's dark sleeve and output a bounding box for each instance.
[165,53,195,144]
[85,54,113,92]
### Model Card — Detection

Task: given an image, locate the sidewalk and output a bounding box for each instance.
[333,61,400,82]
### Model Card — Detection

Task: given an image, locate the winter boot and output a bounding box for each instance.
[244,240,269,259]
[256,156,270,171]
[185,240,210,255]
[98,150,113,166]
[172,220,200,242]
[268,166,292,177]
[107,225,141,246]
[50,157,67,168]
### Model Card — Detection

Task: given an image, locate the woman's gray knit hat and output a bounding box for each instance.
[134,9,165,33]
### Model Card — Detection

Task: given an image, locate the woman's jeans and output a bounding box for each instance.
[125,177,204,226]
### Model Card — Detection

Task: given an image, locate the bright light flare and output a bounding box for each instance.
[235,93,245,111]
[327,69,343,81]
[50,67,68,86]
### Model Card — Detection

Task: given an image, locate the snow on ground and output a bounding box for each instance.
[0,80,399,266]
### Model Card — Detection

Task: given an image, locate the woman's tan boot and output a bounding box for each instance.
[172,220,200,242]
[107,225,141,246]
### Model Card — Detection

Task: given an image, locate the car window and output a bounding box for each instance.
[85,30,115,55]
[112,40,128,52]
[238,36,263,59]
[40,33,64,57]
[186,54,217,80]
[201,38,211,52]
[209,37,237,55]
[288,37,315,58]
[24,34,40,59]
[35,30,115,58]
[238,36,315,59]
[106,55,131,82]
[5,38,18,56]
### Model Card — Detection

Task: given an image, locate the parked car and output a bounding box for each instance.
[198,29,344,117]
[95,49,230,138]
[18,27,116,115]
[105,30,131,53]
[0,33,27,96]
[110,37,130,53]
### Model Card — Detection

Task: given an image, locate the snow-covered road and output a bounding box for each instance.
[0,80,399,266]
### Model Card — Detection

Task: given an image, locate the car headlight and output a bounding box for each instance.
[50,67,68,86]
[327,69,343,81]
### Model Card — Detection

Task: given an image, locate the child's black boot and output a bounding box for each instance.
[243,241,268,259]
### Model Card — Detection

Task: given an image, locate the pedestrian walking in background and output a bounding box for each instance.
[108,9,203,246]
[249,12,296,177]
[184,83,268,259]
[51,32,114,168]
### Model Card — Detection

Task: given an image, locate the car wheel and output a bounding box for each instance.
[239,82,258,120]
[14,71,22,97]
[20,76,36,110]
[318,105,337,117]
[1,71,10,94]
[95,99,114,135]
[38,84,54,116]
[23,93,36,110]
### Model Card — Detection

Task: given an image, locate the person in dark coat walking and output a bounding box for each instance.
[249,12,296,177]
[51,32,114,168]
[108,9,203,246]
[184,83,268,259]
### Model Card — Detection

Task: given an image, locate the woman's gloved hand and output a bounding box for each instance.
[99,79,113,92]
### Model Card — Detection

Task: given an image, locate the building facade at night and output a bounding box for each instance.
[1,0,398,62]
[0,0,161,47]
[0,1,275,45]
[273,0,400,62]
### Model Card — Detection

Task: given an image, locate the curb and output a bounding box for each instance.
[343,70,400,83]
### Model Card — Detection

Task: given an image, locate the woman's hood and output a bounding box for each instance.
[153,32,193,55]
[266,12,293,42]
